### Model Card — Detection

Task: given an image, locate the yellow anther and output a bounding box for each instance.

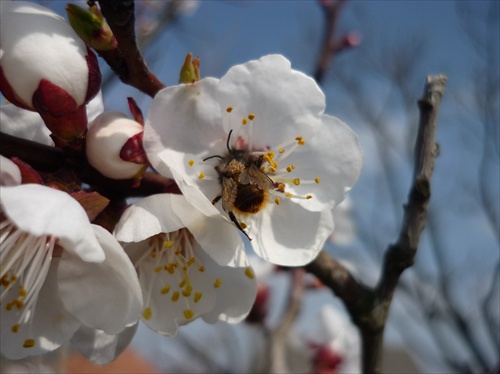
[179,279,187,288]
[12,324,20,333]
[293,178,301,186]
[298,139,306,146]
[6,301,14,311]
[306,195,313,199]
[214,278,222,288]
[194,292,202,303]
[172,291,180,302]
[315,177,320,184]
[286,166,293,173]
[150,252,157,258]
[269,166,277,173]
[242,118,248,125]
[189,257,196,264]
[275,197,281,205]
[23,339,35,348]
[188,160,195,167]
[161,285,171,294]
[226,106,233,113]
[166,264,175,274]
[183,309,195,319]
[295,136,303,141]
[11,275,18,281]
[279,148,285,153]
[15,300,24,309]
[277,183,285,192]
[286,193,293,198]
[162,240,174,248]
[143,307,152,320]
[198,265,205,272]
[240,222,247,229]
[198,172,205,179]
[267,151,275,159]
[182,289,192,297]
[175,249,181,255]
[19,286,27,298]
[154,266,163,273]
[248,113,255,120]
[245,267,255,279]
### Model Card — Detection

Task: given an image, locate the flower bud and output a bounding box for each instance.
[0,1,102,140]
[179,53,201,84]
[86,112,148,180]
[66,4,117,52]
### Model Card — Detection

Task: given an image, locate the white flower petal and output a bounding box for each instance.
[144,77,224,181]
[114,194,185,243]
[0,261,81,359]
[70,323,138,365]
[0,105,53,146]
[280,115,363,211]
[170,192,247,267]
[200,250,258,324]
[0,155,22,186]
[215,54,325,147]
[251,200,334,266]
[0,184,104,262]
[57,225,142,334]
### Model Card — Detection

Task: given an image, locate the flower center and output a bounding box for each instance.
[189,106,321,234]
[136,229,216,322]
[0,216,58,349]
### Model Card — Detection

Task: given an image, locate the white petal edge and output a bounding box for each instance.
[0,184,104,262]
[57,225,142,334]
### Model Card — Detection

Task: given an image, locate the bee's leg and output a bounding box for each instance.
[228,211,252,241]
[212,195,222,205]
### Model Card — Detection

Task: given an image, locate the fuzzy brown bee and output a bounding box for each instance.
[204,130,274,240]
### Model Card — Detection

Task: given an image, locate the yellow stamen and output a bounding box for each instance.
[293,178,301,186]
[161,285,171,294]
[248,113,255,120]
[214,278,222,288]
[306,195,313,199]
[188,160,194,166]
[183,309,195,319]
[194,292,202,303]
[172,291,180,302]
[277,183,285,192]
[198,172,205,179]
[11,324,20,333]
[198,265,205,272]
[245,267,255,279]
[279,148,285,153]
[23,339,35,348]
[275,197,281,205]
[143,307,152,320]
[242,118,248,125]
[315,177,320,184]
[226,106,233,113]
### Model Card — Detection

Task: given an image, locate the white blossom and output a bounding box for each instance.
[144,54,362,266]
[0,184,142,359]
[114,193,258,336]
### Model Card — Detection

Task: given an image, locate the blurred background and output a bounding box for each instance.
[4,0,499,373]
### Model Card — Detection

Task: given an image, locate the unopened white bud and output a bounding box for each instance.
[86,112,145,179]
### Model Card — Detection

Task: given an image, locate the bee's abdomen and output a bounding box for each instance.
[233,184,267,214]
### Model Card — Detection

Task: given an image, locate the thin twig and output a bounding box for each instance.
[98,0,165,97]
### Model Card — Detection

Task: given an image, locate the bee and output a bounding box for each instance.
[204,130,275,240]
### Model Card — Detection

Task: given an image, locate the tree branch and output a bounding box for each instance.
[97,0,165,97]
[305,74,446,373]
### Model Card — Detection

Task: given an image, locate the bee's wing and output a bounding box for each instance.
[239,163,274,190]
[221,177,238,213]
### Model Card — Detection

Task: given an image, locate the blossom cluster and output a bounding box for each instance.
[0,0,362,364]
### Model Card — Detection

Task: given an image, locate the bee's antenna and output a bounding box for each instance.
[227,129,233,151]
[203,154,222,161]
